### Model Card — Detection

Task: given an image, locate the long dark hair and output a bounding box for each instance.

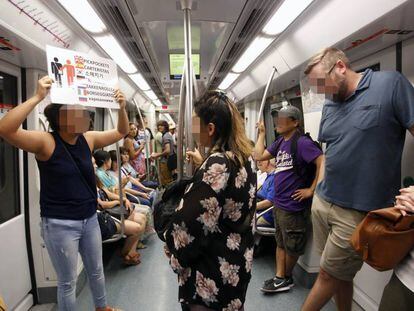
[195,91,252,166]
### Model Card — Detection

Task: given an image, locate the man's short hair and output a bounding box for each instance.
[304,47,350,75]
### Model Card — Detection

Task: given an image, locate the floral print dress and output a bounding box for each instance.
[165,152,256,311]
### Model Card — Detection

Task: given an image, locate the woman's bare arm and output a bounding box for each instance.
[0,76,54,159]
[84,90,129,150]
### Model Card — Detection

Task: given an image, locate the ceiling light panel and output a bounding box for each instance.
[57,0,106,33]
[232,36,274,73]
[129,73,151,91]
[218,73,240,90]
[263,0,314,35]
[94,35,137,74]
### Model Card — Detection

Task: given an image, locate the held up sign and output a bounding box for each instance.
[46,45,119,109]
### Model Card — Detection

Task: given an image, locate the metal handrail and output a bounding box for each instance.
[106,108,125,241]
[257,67,277,125]
[177,63,186,180]
[182,0,194,177]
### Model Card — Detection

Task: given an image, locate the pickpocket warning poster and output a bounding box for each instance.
[46,45,119,109]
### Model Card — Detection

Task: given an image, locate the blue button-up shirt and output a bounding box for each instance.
[317,69,414,212]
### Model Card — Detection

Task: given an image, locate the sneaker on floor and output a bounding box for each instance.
[263,276,277,287]
[285,276,295,288]
[260,276,291,293]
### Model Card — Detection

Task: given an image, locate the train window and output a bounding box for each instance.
[0,71,20,224]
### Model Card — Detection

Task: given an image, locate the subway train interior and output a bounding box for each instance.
[0,0,414,310]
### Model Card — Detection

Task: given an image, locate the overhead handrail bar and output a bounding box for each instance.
[132,98,151,181]
[258,67,277,124]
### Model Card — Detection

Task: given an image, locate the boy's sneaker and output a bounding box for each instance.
[260,276,293,293]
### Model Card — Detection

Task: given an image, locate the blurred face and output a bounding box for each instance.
[104,158,112,170]
[257,160,270,173]
[192,115,212,148]
[129,124,137,137]
[121,152,129,163]
[59,105,90,134]
[275,116,299,135]
[158,124,165,133]
[307,61,348,102]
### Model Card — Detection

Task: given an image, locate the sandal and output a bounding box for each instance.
[95,307,123,311]
[123,254,141,266]
[137,241,147,249]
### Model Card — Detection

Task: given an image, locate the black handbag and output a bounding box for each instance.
[153,177,193,242]
[167,152,177,171]
[97,212,117,240]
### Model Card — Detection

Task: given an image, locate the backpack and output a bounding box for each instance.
[273,131,322,186]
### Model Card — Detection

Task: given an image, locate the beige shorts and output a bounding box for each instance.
[312,193,366,281]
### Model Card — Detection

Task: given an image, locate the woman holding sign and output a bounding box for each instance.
[0,76,127,311]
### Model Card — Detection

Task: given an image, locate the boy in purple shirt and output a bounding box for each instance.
[255,106,324,293]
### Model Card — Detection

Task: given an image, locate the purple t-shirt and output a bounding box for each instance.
[267,136,322,212]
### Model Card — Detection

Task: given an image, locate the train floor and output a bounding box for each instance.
[72,234,337,311]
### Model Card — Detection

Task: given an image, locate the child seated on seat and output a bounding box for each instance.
[94,150,152,207]
[256,159,276,227]
[109,149,156,207]
[119,147,158,189]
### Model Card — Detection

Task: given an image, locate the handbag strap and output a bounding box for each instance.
[56,134,97,200]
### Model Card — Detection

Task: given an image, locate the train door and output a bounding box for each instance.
[0,69,33,310]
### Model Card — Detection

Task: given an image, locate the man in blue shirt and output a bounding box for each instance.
[256,159,276,226]
[302,47,414,311]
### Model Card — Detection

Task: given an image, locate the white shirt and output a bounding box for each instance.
[395,248,414,292]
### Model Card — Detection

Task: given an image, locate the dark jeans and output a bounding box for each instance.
[142,180,158,189]
[126,193,151,206]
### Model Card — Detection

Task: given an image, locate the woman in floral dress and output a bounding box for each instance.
[124,122,146,176]
[165,91,256,311]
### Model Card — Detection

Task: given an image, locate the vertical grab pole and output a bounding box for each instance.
[133,98,150,181]
[256,67,277,140]
[108,108,125,236]
[192,68,199,101]
[177,64,186,180]
[181,0,194,177]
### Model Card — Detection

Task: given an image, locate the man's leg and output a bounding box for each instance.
[335,280,353,311]
[276,247,286,278]
[285,252,299,278]
[302,268,341,311]
[303,203,365,311]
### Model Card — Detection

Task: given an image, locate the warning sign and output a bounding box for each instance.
[46,45,119,109]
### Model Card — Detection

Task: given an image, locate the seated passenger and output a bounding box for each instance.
[109,149,154,207]
[119,147,158,191]
[256,159,276,227]
[94,150,151,206]
[96,199,145,266]
[255,106,323,294]
[379,186,414,311]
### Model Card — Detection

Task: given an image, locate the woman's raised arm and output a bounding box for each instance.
[84,89,129,150]
[0,76,53,158]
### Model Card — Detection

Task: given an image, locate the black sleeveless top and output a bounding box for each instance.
[36,132,97,220]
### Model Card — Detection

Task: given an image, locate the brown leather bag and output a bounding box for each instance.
[351,207,414,271]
